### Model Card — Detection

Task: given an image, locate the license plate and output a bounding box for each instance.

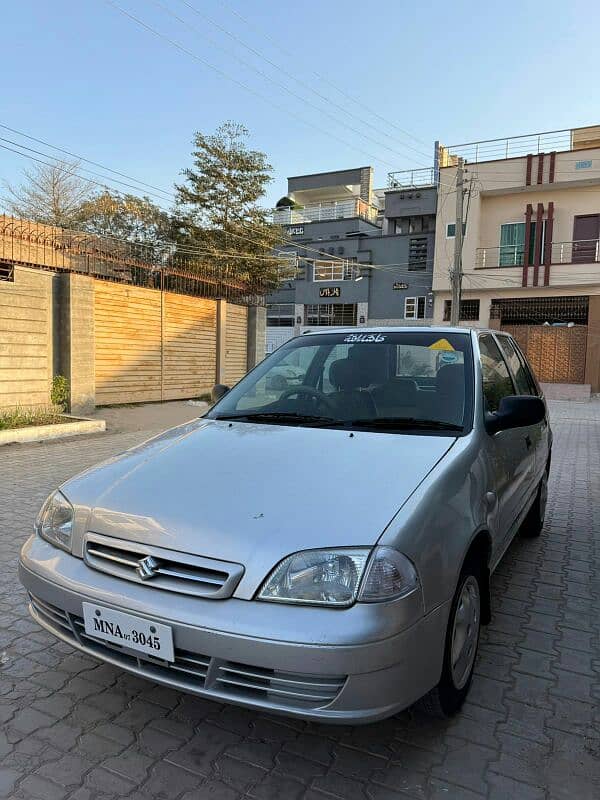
[82,603,174,662]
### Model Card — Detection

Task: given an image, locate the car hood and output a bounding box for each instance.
[63,419,455,598]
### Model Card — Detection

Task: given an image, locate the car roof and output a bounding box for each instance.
[299,326,499,337]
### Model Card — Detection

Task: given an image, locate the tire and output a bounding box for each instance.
[520,470,548,539]
[419,564,482,718]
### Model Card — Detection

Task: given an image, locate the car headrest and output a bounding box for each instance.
[348,344,388,383]
[391,377,418,405]
[436,363,465,395]
[329,358,370,391]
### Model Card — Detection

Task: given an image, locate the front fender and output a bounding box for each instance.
[377,434,496,614]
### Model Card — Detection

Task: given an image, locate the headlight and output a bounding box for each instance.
[36,491,74,552]
[257,546,420,607]
[258,548,369,607]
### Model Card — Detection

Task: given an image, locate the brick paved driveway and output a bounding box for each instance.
[1,402,599,800]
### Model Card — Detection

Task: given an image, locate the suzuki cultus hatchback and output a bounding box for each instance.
[20,328,551,722]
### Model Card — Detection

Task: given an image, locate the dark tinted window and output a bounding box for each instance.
[496,336,537,395]
[479,335,515,413]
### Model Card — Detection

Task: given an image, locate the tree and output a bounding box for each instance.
[77,190,174,244]
[4,159,92,227]
[175,121,281,287]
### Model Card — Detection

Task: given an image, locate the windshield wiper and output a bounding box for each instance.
[332,417,463,432]
[212,411,337,426]
[212,412,462,432]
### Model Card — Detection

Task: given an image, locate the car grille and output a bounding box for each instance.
[215,661,347,708]
[83,533,244,599]
[29,595,346,711]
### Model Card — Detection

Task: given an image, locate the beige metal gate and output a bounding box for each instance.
[94,281,247,405]
[501,324,587,384]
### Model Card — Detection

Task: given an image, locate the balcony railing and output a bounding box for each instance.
[387,167,436,188]
[273,198,379,225]
[475,239,600,268]
[445,128,574,164]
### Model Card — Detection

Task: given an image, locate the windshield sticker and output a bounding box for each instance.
[429,338,455,352]
[440,352,459,364]
[343,333,386,343]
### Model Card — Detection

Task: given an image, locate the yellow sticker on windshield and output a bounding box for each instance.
[429,338,455,351]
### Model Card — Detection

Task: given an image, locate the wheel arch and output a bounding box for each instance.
[461,529,492,625]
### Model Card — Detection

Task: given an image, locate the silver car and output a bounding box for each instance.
[19,327,551,723]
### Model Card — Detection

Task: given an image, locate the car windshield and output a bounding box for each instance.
[208,330,473,433]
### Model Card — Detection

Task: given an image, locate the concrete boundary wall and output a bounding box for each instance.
[0,267,266,412]
[0,267,53,408]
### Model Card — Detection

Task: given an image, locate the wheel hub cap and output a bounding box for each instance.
[450,576,480,689]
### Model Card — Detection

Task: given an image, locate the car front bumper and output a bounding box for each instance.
[19,535,450,724]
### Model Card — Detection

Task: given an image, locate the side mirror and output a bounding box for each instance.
[485,395,545,434]
[211,384,230,403]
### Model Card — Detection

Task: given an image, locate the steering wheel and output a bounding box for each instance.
[279,385,335,412]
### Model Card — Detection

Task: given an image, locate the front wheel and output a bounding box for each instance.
[419,566,482,718]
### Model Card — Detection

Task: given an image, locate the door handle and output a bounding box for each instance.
[525,434,532,450]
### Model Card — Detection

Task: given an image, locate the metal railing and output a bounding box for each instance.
[476,239,600,268]
[550,239,600,264]
[273,198,379,225]
[445,128,573,164]
[0,215,272,304]
[387,167,436,188]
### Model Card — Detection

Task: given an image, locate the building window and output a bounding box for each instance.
[499,222,525,266]
[409,237,428,270]
[312,260,354,281]
[443,299,480,322]
[446,222,466,238]
[266,303,295,327]
[304,304,357,326]
[395,215,435,236]
[499,221,544,267]
[404,296,426,319]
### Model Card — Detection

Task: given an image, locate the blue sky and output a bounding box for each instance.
[2,0,599,210]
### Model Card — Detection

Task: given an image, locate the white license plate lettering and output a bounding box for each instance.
[82,603,174,661]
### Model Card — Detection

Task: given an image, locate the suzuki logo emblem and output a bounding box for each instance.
[137,555,159,581]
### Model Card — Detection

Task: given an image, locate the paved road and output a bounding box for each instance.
[0,401,599,800]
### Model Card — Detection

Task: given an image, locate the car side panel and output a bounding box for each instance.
[378,433,498,614]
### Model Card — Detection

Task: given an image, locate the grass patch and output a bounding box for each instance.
[0,406,65,431]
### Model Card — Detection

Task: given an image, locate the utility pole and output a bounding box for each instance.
[450,158,465,326]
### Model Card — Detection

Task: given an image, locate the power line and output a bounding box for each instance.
[0,125,452,270]
[0,135,356,266]
[0,207,285,265]
[215,0,430,150]
[172,0,432,164]
[5,137,594,283]
[0,133,356,265]
[103,0,404,171]
[0,136,174,205]
[0,123,174,201]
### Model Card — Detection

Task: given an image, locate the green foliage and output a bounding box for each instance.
[51,375,70,411]
[77,191,174,246]
[275,196,302,210]
[5,122,281,295]
[0,407,64,431]
[175,121,282,288]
